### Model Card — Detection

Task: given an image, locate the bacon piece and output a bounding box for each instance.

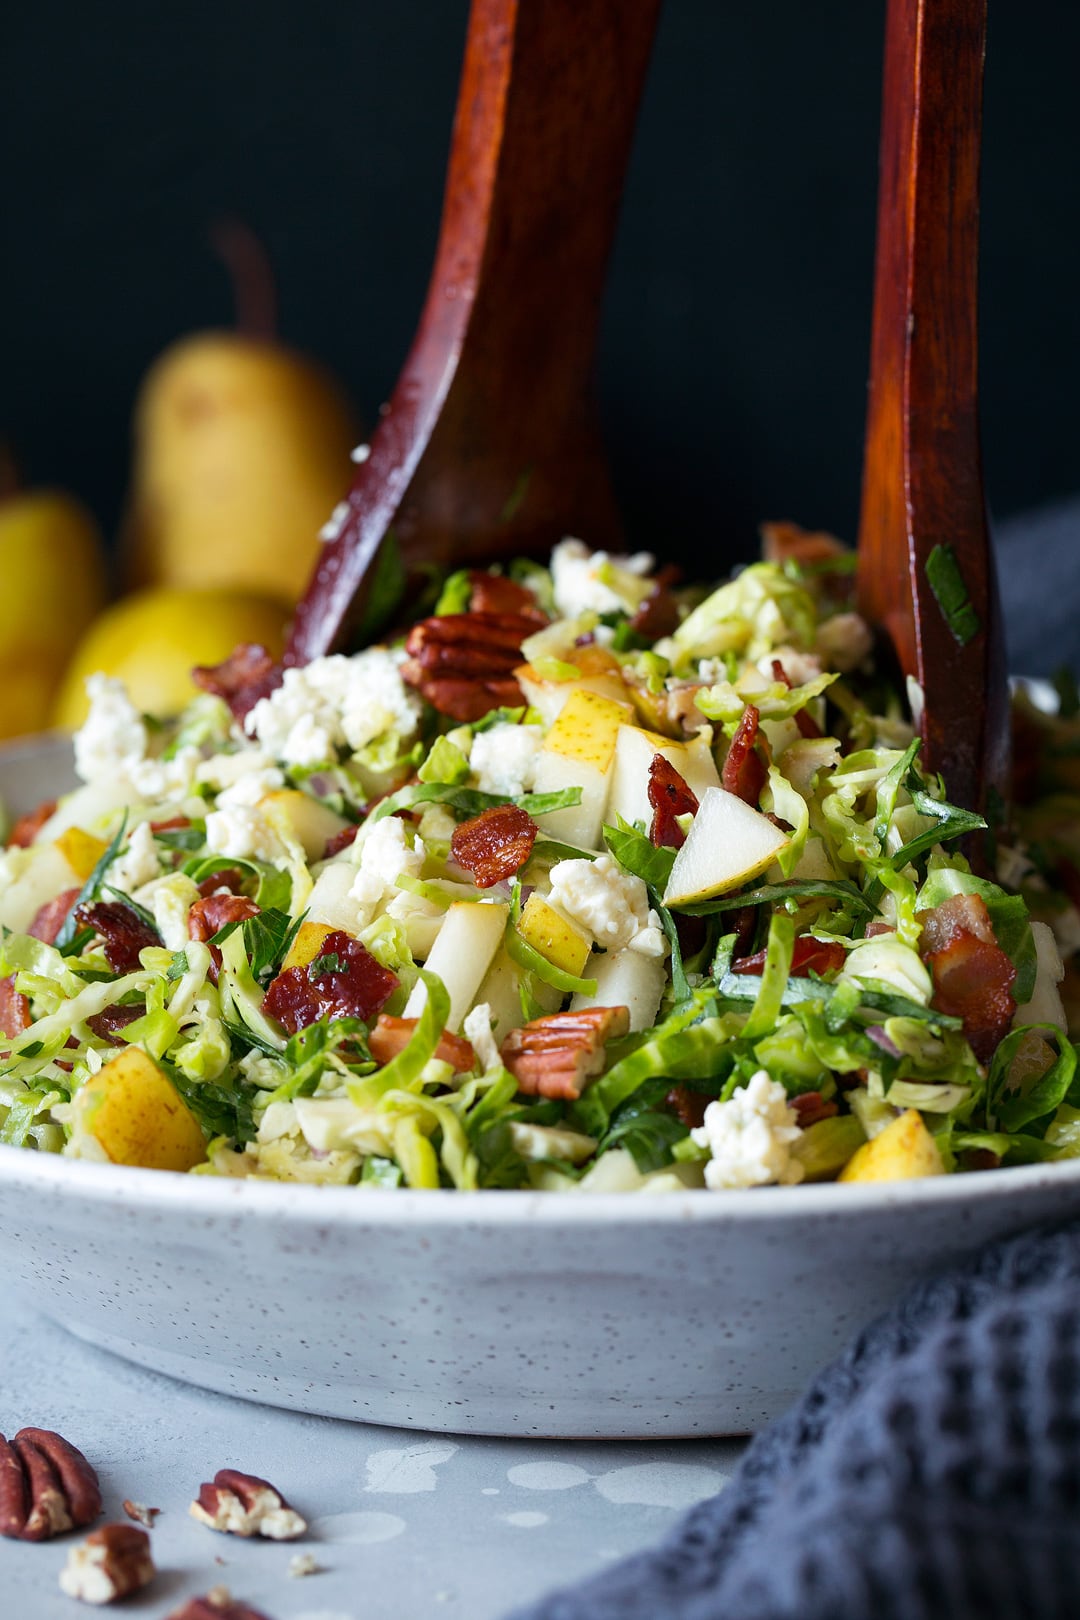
[467,571,547,623]
[191,642,280,722]
[0,975,31,1040]
[721,704,767,806]
[917,894,1017,1063]
[647,754,699,849]
[665,1084,708,1130]
[402,611,538,722]
[733,935,846,979]
[791,1091,839,1127]
[74,903,162,973]
[323,825,359,861]
[369,1015,476,1072]
[188,894,261,944]
[501,1006,630,1101]
[28,888,82,946]
[450,804,538,887]
[630,567,681,641]
[86,1004,146,1046]
[8,799,57,848]
[770,658,822,739]
[196,867,250,901]
[263,930,399,1035]
[149,816,191,834]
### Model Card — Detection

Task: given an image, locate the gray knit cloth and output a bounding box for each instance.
[506,1221,1080,1620]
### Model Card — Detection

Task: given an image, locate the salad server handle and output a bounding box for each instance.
[856,0,1008,814]
[287,0,662,666]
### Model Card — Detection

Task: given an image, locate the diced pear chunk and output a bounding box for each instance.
[515,648,629,725]
[78,1046,206,1172]
[281,919,337,972]
[606,725,720,833]
[53,828,108,881]
[517,893,592,978]
[571,947,665,1031]
[0,843,80,934]
[404,901,508,1030]
[542,688,629,771]
[531,689,630,847]
[837,1108,945,1183]
[662,786,790,908]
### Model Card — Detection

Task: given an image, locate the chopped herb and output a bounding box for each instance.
[926,543,981,646]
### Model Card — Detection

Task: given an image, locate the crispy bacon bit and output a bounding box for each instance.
[917,894,1017,1063]
[401,611,538,722]
[150,816,191,834]
[197,867,250,900]
[791,1091,839,1127]
[468,571,547,623]
[0,976,30,1040]
[323,825,359,861]
[665,1084,708,1130]
[8,799,57,848]
[191,642,280,722]
[188,894,261,944]
[263,930,399,1035]
[631,566,681,641]
[369,1015,476,1072]
[721,704,767,806]
[87,1005,146,1046]
[450,804,538,887]
[770,658,822,739]
[501,1006,631,1101]
[647,754,699,849]
[74,903,162,973]
[28,888,81,945]
[733,935,847,979]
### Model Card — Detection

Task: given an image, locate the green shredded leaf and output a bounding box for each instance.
[926,543,981,646]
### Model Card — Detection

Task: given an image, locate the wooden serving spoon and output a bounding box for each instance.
[286,0,662,667]
[857,0,1008,814]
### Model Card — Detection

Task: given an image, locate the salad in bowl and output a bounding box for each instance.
[1,528,1077,1195]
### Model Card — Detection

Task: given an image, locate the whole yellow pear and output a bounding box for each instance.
[0,491,107,740]
[52,585,290,727]
[123,332,360,600]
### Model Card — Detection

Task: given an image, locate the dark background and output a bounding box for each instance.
[3,1,1078,573]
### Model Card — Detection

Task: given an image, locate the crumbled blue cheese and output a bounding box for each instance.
[245,649,421,766]
[108,820,162,894]
[469,722,543,799]
[350,815,426,926]
[550,538,655,619]
[127,746,201,802]
[197,749,285,799]
[73,675,148,783]
[691,1070,804,1189]
[204,804,281,863]
[547,854,666,957]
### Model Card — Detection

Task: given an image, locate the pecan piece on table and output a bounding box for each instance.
[58,1523,155,1604]
[121,1499,160,1529]
[451,803,538,887]
[501,1006,631,1101]
[167,1591,276,1620]
[401,610,539,721]
[0,1427,102,1541]
[189,1469,307,1540]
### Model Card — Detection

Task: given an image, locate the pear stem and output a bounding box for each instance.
[209,218,279,342]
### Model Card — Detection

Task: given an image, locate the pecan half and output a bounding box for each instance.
[0,1427,102,1541]
[501,1006,630,1100]
[58,1523,155,1604]
[401,611,538,721]
[451,803,538,887]
[189,1469,307,1540]
[467,570,547,622]
[369,1014,475,1073]
[166,1592,275,1620]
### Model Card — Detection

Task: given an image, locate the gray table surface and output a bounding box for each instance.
[1,1292,746,1620]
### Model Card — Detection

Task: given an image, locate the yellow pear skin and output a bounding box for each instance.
[0,491,107,739]
[123,332,360,601]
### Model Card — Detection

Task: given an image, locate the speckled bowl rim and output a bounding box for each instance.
[2,1140,1079,1227]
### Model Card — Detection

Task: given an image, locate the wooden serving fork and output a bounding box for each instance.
[857,0,1008,814]
[286,0,662,667]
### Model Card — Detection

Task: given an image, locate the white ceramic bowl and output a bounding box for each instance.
[2,737,1079,1438]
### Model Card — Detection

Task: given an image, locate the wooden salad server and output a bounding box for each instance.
[286,0,662,666]
[857,0,1008,815]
